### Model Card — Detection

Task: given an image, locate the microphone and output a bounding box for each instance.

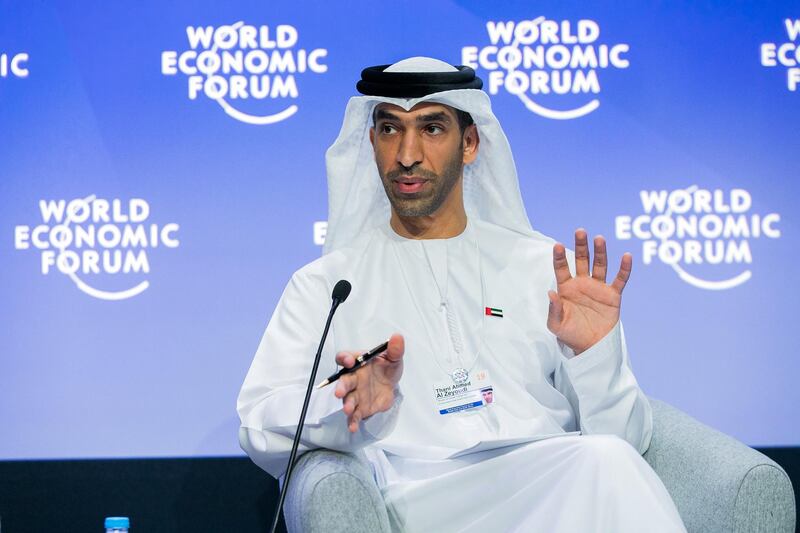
[332,279,351,305]
[269,280,352,533]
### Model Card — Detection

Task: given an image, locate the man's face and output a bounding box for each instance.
[369,102,477,217]
[482,389,493,404]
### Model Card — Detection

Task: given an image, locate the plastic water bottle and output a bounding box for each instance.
[104,516,130,532]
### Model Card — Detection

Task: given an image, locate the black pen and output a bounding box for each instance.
[315,340,390,389]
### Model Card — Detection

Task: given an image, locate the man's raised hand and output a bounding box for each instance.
[547,229,632,355]
[334,333,404,433]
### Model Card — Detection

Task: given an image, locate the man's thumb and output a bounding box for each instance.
[385,333,405,362]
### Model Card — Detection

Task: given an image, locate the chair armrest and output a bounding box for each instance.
[283,449,390,533]
[644,398,796,532]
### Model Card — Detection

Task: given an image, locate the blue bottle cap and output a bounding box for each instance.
[104,516,130,528]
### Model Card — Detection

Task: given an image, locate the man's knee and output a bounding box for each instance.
[284,450,390,533]
[574,434,641,466]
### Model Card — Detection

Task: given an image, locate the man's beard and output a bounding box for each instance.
[377,145,464,217]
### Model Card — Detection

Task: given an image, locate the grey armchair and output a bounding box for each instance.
[283,398,796,532]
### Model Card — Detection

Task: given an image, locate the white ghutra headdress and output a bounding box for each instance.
[323,57,534,254]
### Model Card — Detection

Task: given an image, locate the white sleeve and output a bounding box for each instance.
[553,321,653,454]
[236,270,401,478]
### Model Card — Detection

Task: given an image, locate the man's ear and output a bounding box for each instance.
[462,124,480,165]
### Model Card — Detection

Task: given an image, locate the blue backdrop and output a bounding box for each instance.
[1,0,797,459]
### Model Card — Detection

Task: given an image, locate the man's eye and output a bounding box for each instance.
[381,124,397,134]
[425,125,444,134]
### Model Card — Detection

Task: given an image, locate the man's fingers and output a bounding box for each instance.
[348,409,362,433]
[552,243,572,285]
[384,333,405,363]
[547,290,564,332]
[334,373,357,399]
[342,390,358,416]
[574,229,590,276]
[611,252,633,294]
[592,235,608,282]
[335,351,357,368]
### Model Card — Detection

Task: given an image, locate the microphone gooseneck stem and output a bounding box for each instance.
[269,298,342,533]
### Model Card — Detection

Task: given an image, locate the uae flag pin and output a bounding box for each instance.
[485,307,503,318]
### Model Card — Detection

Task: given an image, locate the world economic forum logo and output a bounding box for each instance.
[615,187,781,290]
[161,22,328,125]
[461,17,630,120]
[760,18,800,91]
[13,196,180,301]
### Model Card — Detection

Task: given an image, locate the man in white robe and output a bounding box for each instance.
[238,57,686,532]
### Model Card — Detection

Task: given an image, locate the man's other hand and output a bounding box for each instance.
[334,333,404,433]
[547,229,631,355]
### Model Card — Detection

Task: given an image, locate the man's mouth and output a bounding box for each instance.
[393,177,428,194]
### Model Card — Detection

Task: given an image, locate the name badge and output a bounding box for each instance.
[433,369,494,415]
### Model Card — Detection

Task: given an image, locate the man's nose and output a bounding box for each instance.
[396,132,423,170]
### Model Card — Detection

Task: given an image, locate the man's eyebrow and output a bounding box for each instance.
[375,109,401,122]
[374,109,453,124]
[416,112,451,124]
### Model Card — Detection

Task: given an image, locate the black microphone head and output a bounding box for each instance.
[332,280,352,303]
